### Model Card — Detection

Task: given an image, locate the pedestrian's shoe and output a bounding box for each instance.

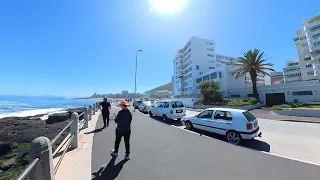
[124,155,131,160]
[111,150,118,156]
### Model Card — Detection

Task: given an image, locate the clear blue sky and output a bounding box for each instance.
[0,0,319,97]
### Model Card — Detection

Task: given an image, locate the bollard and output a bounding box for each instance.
[28,136,55,180]
[84,109,89,129]
[92,103,96,115]
[70,112,79,149]
[88,105,92,120]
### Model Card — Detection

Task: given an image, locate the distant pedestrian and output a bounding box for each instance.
[100,97,111,128]
[111,100,132,160]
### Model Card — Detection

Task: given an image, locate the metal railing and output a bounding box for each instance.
[17,101,100,180]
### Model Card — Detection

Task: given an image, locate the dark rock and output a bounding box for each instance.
[0,157,17,171]
[46,112,70,124]
[0,170,3,174]
[0,142,19,156]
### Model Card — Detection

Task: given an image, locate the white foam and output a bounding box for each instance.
[0,108,66,119]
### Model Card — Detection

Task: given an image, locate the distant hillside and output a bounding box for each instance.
[145,83,172,94]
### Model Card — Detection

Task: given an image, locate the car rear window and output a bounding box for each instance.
[242,111,256,122]
[171,101,184,108]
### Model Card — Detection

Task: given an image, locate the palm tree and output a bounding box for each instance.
[232,49,275,99]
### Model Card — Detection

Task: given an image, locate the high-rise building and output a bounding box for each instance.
[293,14,320,80]
[173,36,269,98]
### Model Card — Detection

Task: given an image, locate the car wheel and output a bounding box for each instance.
[226,131,242,145]
[185,121,193,130]
[162,115,168,122]
[149,111,153,117]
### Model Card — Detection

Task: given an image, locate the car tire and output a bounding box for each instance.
[185,121,194,130]
[149,111,153,117]
[226,131,242,145]
[162,115,168,122]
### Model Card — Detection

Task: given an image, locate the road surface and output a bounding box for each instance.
[91,107,320,180]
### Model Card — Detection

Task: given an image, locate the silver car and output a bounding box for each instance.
[138,101,155,113]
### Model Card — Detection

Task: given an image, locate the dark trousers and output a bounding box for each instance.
[114,130,131,155]
[102,112,110,126]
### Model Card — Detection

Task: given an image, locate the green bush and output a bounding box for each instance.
[226,99,250,106]
[249,98,259,105]
[271,101,320,110]
[293,99,299,103]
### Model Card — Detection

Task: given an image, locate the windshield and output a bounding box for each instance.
[171,101,184,108]
[242,111,256,122]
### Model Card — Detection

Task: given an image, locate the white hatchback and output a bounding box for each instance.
[182,108,261,145]
[148,100,186,121]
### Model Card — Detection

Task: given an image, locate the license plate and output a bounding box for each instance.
[176,109,182,113]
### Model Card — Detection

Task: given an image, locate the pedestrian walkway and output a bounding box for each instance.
[53,111,101,180]
[91,108,320,180]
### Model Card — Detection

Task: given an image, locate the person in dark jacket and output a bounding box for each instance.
[111,100,132,160]
[100,97,111,128]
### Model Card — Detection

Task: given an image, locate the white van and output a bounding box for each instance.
[148,100,186,121]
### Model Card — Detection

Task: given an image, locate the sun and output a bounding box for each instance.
[149,0,188,14]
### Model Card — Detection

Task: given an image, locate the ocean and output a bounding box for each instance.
[0,95,99,119]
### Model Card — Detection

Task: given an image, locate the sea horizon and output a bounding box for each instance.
[0,95,98,119]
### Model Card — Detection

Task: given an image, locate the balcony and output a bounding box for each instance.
[305,56,312,61]
[293,37,299,41]
[313,64,320,76]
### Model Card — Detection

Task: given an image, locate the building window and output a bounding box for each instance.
[207,54,214,57]
[304,57,311,61]
[247,94,259,97]
[219,72,222,78]
[209,67,215,69]
[188,73,192,79]
[306,64,312,68]
[196,78,202,83]
[210,72,217,79]
[231,94,240,98]
[203,75,209,81]
[292,91,313,96]
[206,42,213,45]
[196,65,199,70]
[207,48,213,51]
[307,71,314,75]
[189,87,192,90]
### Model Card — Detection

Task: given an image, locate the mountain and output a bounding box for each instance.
[144,82,172,94]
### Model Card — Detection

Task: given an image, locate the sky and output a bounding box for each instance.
[0,0,319,97]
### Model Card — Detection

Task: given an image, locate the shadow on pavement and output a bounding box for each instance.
[92,156,128,180]
[149,116,184,127]
[190,128,270,152]
[84,127,105,134]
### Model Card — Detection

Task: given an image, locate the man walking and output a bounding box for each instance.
[100,97,111,128]
[111,100,132,160]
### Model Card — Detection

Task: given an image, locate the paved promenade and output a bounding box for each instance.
[91,107,320,180]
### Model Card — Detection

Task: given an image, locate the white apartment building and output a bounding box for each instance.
[283,59,302,82]
[293,14,320,80]
[173,36,217,98]
[194,64,271,98]
[173,36,270,98]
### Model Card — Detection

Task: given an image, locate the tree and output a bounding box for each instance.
[232,49,275,99]
[199,81,223,104]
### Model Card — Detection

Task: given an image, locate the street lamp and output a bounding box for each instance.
[134,49,143,112]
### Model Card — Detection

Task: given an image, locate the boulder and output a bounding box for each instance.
[0,157,17,171]
[0,142,18,156]
[46,112,70,124]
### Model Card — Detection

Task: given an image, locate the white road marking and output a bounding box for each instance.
[139,111,320,167]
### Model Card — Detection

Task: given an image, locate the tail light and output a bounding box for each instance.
[246,123,253,130]
[170,110,173,114]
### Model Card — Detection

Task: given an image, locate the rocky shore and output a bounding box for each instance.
[0,107,87,179]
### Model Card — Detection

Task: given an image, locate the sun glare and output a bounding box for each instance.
[149,0,188,14]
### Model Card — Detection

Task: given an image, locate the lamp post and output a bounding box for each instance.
[134,49,143,112]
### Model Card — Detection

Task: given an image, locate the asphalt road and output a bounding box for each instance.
[91,107,320,180]
[185,110,320,165]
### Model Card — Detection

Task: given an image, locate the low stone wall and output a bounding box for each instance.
[194,103,263,110]
[272,109,320,118]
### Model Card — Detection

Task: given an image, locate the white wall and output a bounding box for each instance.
[228,80,320,105]
[176,98,201,108]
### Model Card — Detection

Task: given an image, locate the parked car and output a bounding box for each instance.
[138,101,154,113]
[134,100,143,109]
[181,108,262,145]
[148,100,186,121]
